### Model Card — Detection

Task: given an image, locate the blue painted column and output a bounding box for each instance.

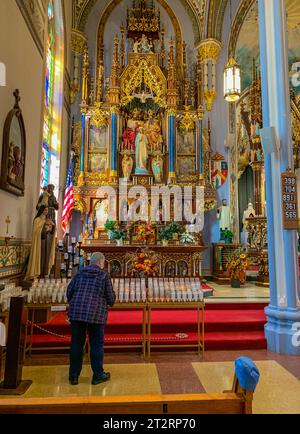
[168,110,176,182]
[77,112,86,186]
[258,0,300,354]
[110,107,119,178]
[84,212,89,238]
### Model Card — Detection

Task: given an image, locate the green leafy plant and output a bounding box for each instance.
[221,229,234,243]
[104,219,117,232]
[158,226,173,241]
[109,229,128,241]
[169,222,183,235]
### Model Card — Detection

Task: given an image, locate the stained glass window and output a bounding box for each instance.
[40,0,64,194]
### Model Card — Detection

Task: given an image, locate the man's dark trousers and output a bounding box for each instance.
[69,320,105,380]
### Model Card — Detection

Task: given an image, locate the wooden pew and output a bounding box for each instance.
[0,374,254,414]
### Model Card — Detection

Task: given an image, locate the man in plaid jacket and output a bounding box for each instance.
[67,252,116,385]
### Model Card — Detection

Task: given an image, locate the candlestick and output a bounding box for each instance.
[65,232,70,254]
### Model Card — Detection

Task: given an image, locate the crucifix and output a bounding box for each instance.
[5,216,11,235]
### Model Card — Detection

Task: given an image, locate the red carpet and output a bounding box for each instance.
[29,302,267,352]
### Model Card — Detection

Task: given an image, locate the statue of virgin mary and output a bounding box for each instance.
[135,127,149,175]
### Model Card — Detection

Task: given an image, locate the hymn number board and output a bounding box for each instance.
[281,171,299,230]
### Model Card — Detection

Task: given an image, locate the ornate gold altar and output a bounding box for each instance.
[81,243,206,278]
[71,0,217,255]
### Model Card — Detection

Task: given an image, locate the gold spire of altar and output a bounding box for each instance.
[96,43,104,102]
[167,38,177,108]
[108,34,121,105]
[81,46,89,103]
[89,77,95,105]
[160,26,166,69]
[183,41,189,106]
[111,34,120,88]
[120,25,125,69]
[190,74,195,108]
[196,50,203,110]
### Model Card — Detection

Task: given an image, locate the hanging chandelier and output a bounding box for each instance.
[224,0,241,102]
[224,57,241,102]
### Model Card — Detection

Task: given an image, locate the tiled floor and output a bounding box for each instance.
[4,364,161,398]
[193,360,300,414]
[1,350,299,414]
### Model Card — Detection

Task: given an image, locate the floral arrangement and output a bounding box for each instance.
[180,232,196,245]
[136,223,156,244]
[130,250,159,277]
[226,250,249,284]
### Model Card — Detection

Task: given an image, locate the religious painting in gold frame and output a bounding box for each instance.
[0,90,26,197]
[88,125,108,173]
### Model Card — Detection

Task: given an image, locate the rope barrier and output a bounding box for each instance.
[27,321,190,342]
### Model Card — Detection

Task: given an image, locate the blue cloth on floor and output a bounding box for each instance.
[235,357,260,392]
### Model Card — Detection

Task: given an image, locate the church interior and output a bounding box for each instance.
[0,0,299,415]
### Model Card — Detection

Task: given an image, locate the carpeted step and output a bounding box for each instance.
[204,303,268,310]
[204,331,267,350]
[32,308,266,335]
[28,303,268,352]
[30,330,267,351]
[148,331,267,351]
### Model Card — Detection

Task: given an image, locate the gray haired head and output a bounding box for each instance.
[90,252,105,268]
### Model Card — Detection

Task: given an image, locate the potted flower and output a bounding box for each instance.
[180,232,196,245]
[169,222,183,241]
[221,229,234,244]
[226,250,249,287]
[158,226,173,246]
[109,229,128,246]
[104,219,118,240]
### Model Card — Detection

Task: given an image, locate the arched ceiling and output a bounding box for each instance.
[204,0,229,40]
[73,1,273,45]
[72,0,206,44]
[229,0,300,56]
[74,1,279,46]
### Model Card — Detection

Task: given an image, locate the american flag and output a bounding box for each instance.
[61,158,75,237]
